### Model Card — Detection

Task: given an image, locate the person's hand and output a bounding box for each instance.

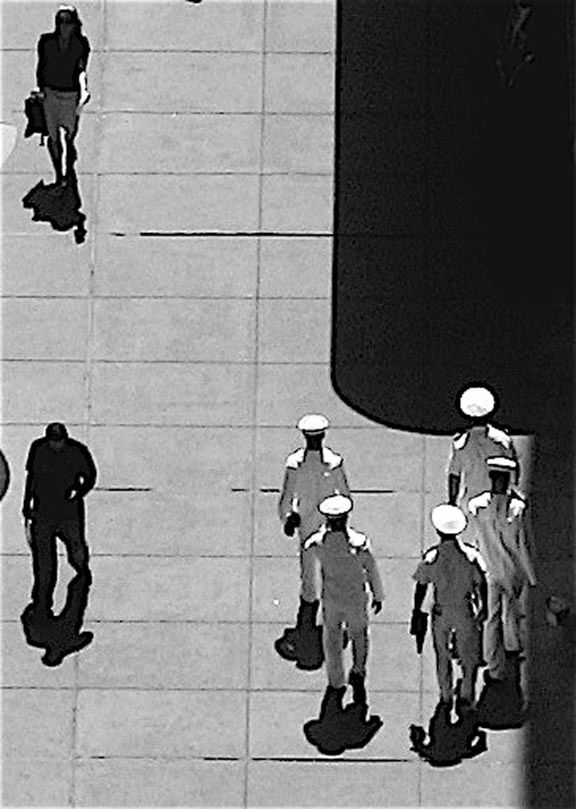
[372,599,383,615]
[475,608,487,626]
[410,608,423,635]
[508,497,526,521]
[283,512,300,537]
[66,487,79,502]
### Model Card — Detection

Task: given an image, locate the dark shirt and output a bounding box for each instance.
[25,438,97,519]
[37,32,90,92]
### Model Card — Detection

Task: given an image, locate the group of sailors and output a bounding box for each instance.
[274,385,537,754]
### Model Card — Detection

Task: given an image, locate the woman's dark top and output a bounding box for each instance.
[37,32,90,92]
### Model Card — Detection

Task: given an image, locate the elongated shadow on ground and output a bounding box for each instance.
[410,699,487,767]
[21,569,93,667]
[21,157,87,244]
[303,687,383,756]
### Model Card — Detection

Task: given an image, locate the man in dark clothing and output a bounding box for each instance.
[22,422,96,616]
[36,5,90,185]
[0,448,10,502]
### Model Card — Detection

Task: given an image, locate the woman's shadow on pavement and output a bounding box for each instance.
[21,145,87,244]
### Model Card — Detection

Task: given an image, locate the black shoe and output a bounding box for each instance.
[349,671,367,708]
[42,632,93,667]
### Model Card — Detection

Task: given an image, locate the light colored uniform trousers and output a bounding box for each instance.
[432,608,482,702]
[485,579,525,678]
[322,600,369,688]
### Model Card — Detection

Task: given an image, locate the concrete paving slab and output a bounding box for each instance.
[253,492,423,559]
[2,689,74,757]
[76,689,247,758]
[263,115,333,174]
[86,556,250,621]
[254,427,424,491]
[261,175,333,233]
[251,622,421,694]
[1,0,103,50]
[258,299,330,363]
[4,174,95,235]
[1,757,72,807]
[251,557,415,624]
[256,364,377,427]
[1,622,75,688]
[92,299,255,362]
[265,54,334,113]
[1,52,104,118]
[266,0,336,54]
[249,690,420,759]
[420,760,521,807]
[97,174,260,233]
[2,299,90,360]
[90,362,255,426]
[75,758,245,807]
[102,52,262,113]
[77,622,250,689]
[2,361,86,424]
[88,425,253,491]
[2,555,75,620]
[259,236,331,299]
[1,235,91,296]
[99,113,261,174]
[104,1,264,52]
[88,490,252,557]
[94,235,258,297]
[247,760,419,807]
[1,112,98,175]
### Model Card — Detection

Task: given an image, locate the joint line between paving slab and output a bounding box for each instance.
[244,3,269,804]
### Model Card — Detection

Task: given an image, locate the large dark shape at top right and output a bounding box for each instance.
[332,0,574,435]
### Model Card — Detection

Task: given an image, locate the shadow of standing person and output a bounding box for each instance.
[410,698,487,767]
[22,160,87,244]
[21,568,93,667]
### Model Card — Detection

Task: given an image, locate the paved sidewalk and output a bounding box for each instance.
[2,1,525,806]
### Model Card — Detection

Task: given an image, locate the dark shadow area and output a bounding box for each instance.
[303,686,383,756]
[334,1,574,803]
[21,569,93,667]
[21,157,87,244]
[274,621,324,671]
[410,698,487,767]
[477,653,526,729]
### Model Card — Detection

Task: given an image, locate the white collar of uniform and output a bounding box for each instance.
[286,446,342,469]
[487,423,512,449]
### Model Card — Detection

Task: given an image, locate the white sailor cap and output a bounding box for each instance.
[487,456,518,472]
[459,386,496,418]
[431,504,467,535]
[319,494,353,516]
[297,413,329,434]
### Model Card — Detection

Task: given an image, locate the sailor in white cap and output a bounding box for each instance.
[412,505,488,713]
[467,456,536,682]
[278,414,350,638]
[447,385,520,547]
[301,495,383,715]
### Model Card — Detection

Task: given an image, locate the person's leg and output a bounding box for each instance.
[322,604,346,688]
[457,618,482,703]
[58,518,90,577]
[30,518,58,611]
[503,587,524,652]
[484,582,506,678]
[62,100,80,179]
[432,614,453,702]
[348,610,369,677]
[43,92,65,183]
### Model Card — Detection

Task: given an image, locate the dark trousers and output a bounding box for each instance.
[30,515,90,610]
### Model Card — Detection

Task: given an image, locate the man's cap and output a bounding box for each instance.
[318,495,353,516]
[45,422,68,440]
[431,504,467,535]
[487,456,518,471]
[459,386,496,418]
[297,413,329,433]
[56,5,78,21]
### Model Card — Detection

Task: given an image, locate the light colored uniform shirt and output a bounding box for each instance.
[448,424,519,509]
[302,527,384,610]
[278,447,350,541]
[413,540,486,617]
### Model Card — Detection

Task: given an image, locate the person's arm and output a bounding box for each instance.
[69,446,97,500]
[361,549,384,609]
[36,36,46,93]
[413,582,428,613]
[448,474,461,506]
[22,446,35,519]
[78,37,91,105]
[333,461,351,498]
[278,468,300,535]
[447,437,464,504]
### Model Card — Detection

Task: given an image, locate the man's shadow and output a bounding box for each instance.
[303,687,383,756]
[21,569,93,667]
[410,698,488,767]
[21,145,87,244]
[476,653,527,730]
